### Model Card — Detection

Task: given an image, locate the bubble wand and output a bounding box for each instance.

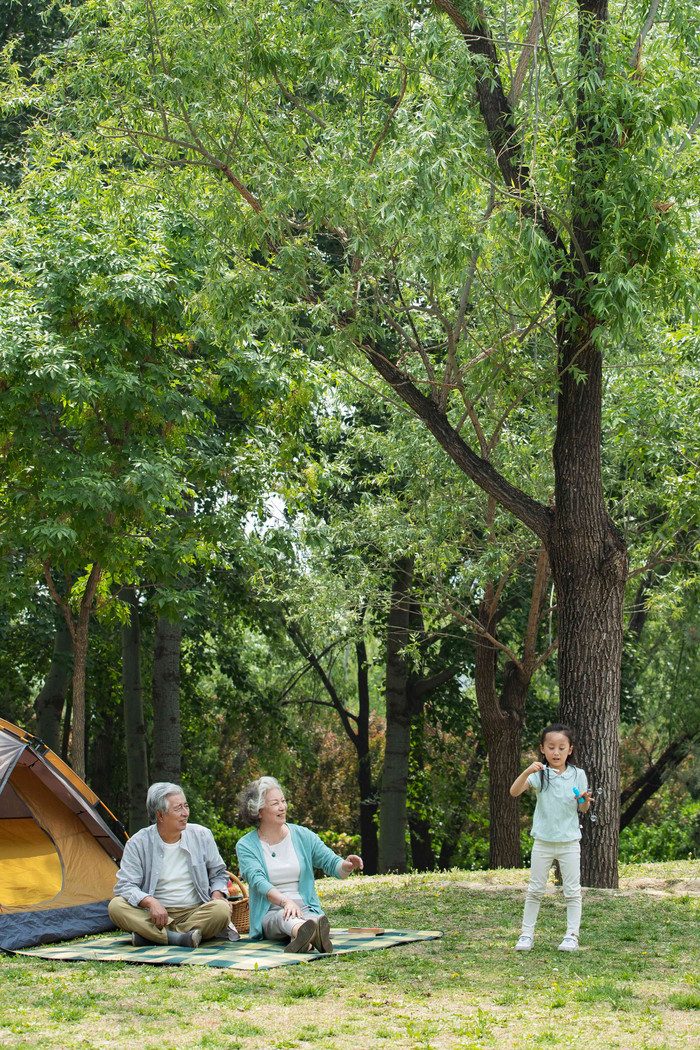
[573,785,598,822]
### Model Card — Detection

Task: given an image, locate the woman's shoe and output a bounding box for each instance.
[312,915,334,954]
[284,919,317,953]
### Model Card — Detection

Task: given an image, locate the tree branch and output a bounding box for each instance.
[508,0,553,107]
[285,621,359,741]
[273,71,328,128]
[355,337,551,539]
[620,731,696,829]
[629,0,664,72]
[520,546,552,675]
[43,561,75,643]
[433,0,567,255]
[369,64,408,166]
[411,663,461,701]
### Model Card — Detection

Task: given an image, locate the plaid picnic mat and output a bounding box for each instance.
[14,928,442,969]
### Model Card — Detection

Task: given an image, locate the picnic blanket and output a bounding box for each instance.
[13,928,442,970]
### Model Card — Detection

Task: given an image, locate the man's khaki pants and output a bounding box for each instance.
[108,895,232,944]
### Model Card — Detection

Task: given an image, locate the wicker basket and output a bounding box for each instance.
[227,871,250,934]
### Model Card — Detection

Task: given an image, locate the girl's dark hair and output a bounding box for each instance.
[539,723,577,790]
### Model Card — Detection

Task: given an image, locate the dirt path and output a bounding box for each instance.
[450,875,700,896]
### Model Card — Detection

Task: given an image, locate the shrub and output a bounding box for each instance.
[619,799,700,863]
[316,829,362,856]
[211,818,247,870]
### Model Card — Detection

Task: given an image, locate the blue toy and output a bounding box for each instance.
[573,787,585,804]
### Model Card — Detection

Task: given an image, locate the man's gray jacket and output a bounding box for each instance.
[113,823,229,907]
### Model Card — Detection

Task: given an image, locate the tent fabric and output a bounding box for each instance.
[0,718,127,950]
[0,902,115,953]
[0,731,24,792]
[5,763,121,910]
[1,816,63,907]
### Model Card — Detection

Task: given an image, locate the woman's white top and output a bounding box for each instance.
[153,840,201,907]
[260,830,305,908]
[527,764,588,842]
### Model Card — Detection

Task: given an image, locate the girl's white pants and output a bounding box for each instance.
[521,839,582,937]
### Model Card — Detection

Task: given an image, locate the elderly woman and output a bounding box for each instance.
[236,777,362,954]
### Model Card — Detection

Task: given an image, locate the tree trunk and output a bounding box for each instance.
[285,615,379,872]
[550,330,627,887]
[355,634,378,875]
[121,587,149,832]
[474,603,527,868]
[90,719,116,811]
[61,690,72,763]
[70,615,90,779]
[34,621,72,753]
[495,661,531,867]
[437,740,486,869]
[408,811,435,871]
[378,559,462,873]
[358,749,379,875]
[152,614,182,784]
[43,560,102,780]
[474,588,527,868]
[407,716,436,871]
[549,520,626,886]
[378,556,414,874]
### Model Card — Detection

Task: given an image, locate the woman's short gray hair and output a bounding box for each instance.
[147,782,186,823]
[237,776,283,826]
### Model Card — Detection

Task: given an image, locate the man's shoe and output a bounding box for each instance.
[284,919,317,953]
[167,928,202,948]
[514,934,534,951]
[312,915,334,954]
[558,934,579,952]
[131,932,157,947]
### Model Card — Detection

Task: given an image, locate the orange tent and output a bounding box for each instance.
[0,718,127,950]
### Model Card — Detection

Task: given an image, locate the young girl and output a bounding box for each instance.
[510,723,592,952]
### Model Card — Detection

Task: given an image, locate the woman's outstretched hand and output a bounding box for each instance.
[342,855,363,874]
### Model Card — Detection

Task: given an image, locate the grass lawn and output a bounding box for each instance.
[1,861,698,1050]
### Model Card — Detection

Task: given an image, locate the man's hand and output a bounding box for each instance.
[211,890,233,916]
[142,896,170,929]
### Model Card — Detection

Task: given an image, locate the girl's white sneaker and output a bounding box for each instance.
[514,934,534,951]
[558,934,579,951]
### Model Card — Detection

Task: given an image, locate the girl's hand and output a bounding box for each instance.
[510,761,543,797]
[581,789,594,803]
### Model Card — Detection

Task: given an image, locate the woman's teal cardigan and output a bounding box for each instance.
[236,823,345,940]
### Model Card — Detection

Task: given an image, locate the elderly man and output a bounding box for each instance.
[108,782,232,948]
